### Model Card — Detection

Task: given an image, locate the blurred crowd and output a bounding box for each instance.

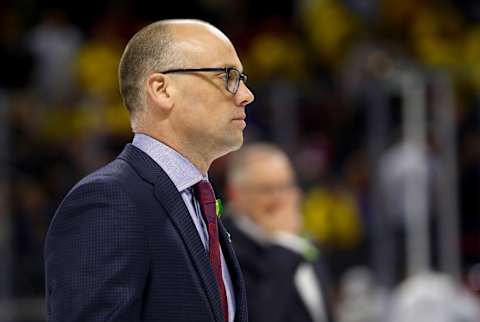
[2,0,480,320]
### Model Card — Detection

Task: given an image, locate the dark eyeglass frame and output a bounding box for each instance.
[160,67,247,94]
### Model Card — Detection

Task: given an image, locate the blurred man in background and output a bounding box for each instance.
[223,143,335,322]
[44,19,254,322]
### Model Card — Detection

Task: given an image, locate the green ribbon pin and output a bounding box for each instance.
[215,199,223,218]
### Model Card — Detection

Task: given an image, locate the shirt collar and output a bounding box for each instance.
[132,133,206,192]
[230,211,270,245]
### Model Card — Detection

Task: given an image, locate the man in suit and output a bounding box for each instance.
[44,19,254,322]
[223,143,334,322]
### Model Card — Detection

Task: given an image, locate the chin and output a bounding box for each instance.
[219,134,243,157]
[231,134,244,151]
[232,138,244,151]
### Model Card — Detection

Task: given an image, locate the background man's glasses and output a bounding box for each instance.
[161,67,247,94]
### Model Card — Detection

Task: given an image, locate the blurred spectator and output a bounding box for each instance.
[303,181,363,250]
[223,143,335,322]
[26,8,83,104]
[302,176,366,284]
[299,0,358,67]
[1,0,480,319]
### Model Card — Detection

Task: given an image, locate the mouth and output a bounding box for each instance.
[231,114,246,121]
[231,115,247,128]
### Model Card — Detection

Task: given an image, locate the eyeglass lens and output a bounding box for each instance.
[227,69,240,93]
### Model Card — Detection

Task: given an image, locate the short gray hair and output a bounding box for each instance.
[226,143,289,186]
[118,21,179,117]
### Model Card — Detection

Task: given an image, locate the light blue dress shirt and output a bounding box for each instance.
[132,133,235,322]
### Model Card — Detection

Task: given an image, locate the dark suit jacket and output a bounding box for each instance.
[44,144,247,322]
[223,216,334,322]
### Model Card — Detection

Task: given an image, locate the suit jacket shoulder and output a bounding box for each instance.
[45,144,248,322]
[223,215,334,322]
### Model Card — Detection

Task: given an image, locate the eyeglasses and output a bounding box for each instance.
[243,182,298,195]
[160,67,248,95]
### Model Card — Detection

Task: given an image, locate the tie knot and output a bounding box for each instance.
[193,180,216,205]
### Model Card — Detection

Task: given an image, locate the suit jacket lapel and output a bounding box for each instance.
[218,221,248,322]
[118,144,224,322]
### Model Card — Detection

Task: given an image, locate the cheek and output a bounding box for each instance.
[177,102,210,129]
[263,198,280,214]
[183,95,226,125]
[251,195,273,213]
[177,79,214,109]
[239,193,261,212]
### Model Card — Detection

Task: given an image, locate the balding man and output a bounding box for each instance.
[224,143,334,322]
[44,19,254,322]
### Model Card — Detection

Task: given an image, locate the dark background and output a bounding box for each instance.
[1,0,480,320]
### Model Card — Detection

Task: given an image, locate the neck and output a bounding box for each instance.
[179,144,212,175]
[135,129,213,175]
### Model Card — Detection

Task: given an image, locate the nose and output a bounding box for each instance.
[235,81,254,107]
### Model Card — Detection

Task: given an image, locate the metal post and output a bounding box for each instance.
[365,79,394,289]
[431,72,461,281]
[400,70,430,276]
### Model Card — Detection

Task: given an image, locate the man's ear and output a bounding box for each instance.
[146,73,174,111]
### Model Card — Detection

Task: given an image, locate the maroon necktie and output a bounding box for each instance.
[194,180,229,321]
